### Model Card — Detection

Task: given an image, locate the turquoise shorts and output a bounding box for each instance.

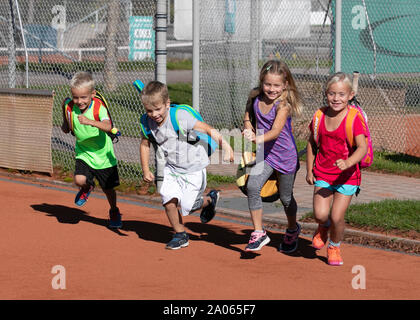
[314,180,360,196]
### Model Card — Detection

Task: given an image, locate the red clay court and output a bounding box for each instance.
[0,175,419,300]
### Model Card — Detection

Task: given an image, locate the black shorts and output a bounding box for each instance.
[74,159,120,190]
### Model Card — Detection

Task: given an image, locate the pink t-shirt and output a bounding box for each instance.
[309,108,365,186]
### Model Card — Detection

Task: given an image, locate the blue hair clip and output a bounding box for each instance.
[266,65,272,71]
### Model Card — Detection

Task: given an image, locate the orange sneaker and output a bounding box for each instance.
[312,225,329,250]
[327,246,343,266]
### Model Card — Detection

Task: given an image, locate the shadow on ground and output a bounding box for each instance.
[30,203,327,263]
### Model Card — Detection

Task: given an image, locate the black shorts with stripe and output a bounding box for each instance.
[74,159,120,190]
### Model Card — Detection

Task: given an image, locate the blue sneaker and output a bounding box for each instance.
[109,208,122,228]
[166,232,189,250]
[279,223,301,253]
[245,230,271,251]
[74,185,94,206]
[200,190,220,223]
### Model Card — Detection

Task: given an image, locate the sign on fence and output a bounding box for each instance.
[129,16,155,61]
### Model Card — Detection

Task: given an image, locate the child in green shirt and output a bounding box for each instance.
[61,71,121,228]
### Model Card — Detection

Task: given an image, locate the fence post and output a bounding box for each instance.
[193,0,200,111]
[154,0,168,193]
[335,0,342,72]
[8,0,16,88]
[250,0,260,88]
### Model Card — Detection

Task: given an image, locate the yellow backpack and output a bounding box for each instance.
[236,152,279,202]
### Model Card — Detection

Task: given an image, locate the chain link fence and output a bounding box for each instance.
[198,0,420,157]
[0,0,156,183]
[0,0,419,184]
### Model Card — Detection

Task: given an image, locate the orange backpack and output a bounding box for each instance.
[312,105,373,168]
[63,91,120,143]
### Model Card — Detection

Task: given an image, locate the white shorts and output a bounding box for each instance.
[160,166,207,216]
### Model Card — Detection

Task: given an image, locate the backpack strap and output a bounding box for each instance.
[94,92,113,124]
[169,104,218,156]
[140,114,157,144]
[312,107,326,145]
[92,98,102,122]
[345,107,357,148]
[169,104,203,136]
[345,107,367,148]
[63,97,74,134]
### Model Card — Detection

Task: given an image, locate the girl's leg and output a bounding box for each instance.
[164,198,184,233]
[247,161,275,231]
[278,172,298,230]
[329,192,353,243]
[313,186,334,224]
[249,209,264,231]
[326,192,352,266]
[311,186,334,249]
[244,162,274,251]
[277,172,301,253]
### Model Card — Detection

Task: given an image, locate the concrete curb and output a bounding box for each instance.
[1,171,419,254]
[216,207,420,251]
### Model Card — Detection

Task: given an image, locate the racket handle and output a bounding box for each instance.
[133,80,145,93]
[352,71,360,95]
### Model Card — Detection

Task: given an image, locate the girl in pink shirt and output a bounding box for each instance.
[306,72,367,266]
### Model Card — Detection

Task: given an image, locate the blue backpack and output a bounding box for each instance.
[140,104,218,157]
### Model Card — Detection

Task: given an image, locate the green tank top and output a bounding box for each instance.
[71,101,117,169]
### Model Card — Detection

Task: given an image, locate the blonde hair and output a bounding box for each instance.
[325,72,353,93]
[70,71,95,91]
[248,60,302,117]
[141,81,169,106]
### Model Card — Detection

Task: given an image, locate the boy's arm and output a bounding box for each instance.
[193,120,234,162]
[78,115,112,132]
[140,137,155,182]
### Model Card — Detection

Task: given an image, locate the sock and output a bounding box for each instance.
[254,229,264,233]
[328,240,341,248]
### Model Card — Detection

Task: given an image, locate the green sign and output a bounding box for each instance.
[129,16,155,61]
[332,0,420,74]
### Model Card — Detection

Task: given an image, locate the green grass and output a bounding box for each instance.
[302,200,420,233]
[206,173,237,189]
[9,59,191,73]
[367,151,420,178]
[167,83,192,106]
[167,59,192,70]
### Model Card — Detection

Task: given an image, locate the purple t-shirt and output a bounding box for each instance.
[254,96,298,174]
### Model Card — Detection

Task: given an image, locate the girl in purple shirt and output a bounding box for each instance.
[242,60,303,253]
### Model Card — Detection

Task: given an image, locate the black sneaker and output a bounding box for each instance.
[200,190,220,223]
[279,223,301,253]
[109,208,122,229]
[166,232,189,250]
